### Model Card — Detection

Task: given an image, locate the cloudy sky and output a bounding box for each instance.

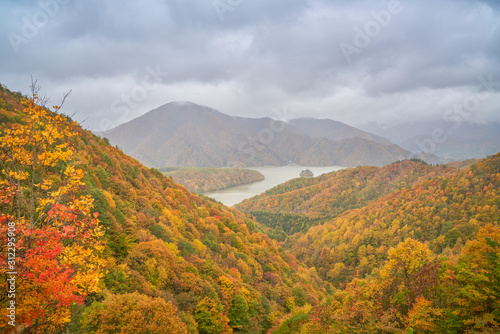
[1,0,499,131]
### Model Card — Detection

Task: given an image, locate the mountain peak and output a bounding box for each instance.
[157,101,215,111]
[168,101,204,108]
[143,101,229,121]
[102,102,430,168]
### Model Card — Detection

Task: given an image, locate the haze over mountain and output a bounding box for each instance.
[100,101,439,168]
[288,118,392,145]
[363,120,500,162]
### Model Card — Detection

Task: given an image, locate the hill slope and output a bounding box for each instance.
[0,85,328,333]
[269,153,500,333]
[236,160,456,235]
[100,101,437,168]
[285,153,500,286]
[2,84,499,333]
[160,167,265,193]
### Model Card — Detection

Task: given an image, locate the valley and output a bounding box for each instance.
[2,1,499,333]
[203,165,344,207]
[1,84,499,333]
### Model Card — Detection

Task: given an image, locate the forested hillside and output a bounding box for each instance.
[238,152,500,333]
[1,83,499,334]
[278,224,500,333]
[0,85,327,333]
[284,154,500,285]
[160,167,264,193]
[446,158,482,170]
[236,160,455,236]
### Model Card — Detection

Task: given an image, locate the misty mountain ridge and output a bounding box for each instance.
[362,119,500,162]
[100,101,440,168]
[288,118,392,145]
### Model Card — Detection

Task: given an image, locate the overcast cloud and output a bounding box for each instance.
[0,0,499,130]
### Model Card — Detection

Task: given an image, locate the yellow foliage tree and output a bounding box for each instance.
[0,83,105,333]
[406,296,443,333]
[378,238,435,324]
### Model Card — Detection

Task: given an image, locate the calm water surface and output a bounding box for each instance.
[203,165,344,207]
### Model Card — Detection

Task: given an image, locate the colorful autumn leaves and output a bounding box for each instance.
[0,93,105,332]
[297,228,500,333]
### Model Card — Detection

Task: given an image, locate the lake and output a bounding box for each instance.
[203,165,345,207]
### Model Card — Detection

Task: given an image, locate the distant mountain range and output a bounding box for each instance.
[99,101,439,168]
[361,120,500,162]
[288,118,392,145]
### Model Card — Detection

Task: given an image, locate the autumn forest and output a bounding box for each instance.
[0,83,499,334]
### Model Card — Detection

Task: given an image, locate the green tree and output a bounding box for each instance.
[229,293,249,330]
[194,297,230,334]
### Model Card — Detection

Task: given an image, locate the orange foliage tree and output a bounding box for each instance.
[0,85,105,333]
[81,292,188,334]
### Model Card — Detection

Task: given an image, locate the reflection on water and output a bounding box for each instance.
[203,165,345,207]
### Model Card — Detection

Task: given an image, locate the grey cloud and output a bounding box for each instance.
[0,0,499,130]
